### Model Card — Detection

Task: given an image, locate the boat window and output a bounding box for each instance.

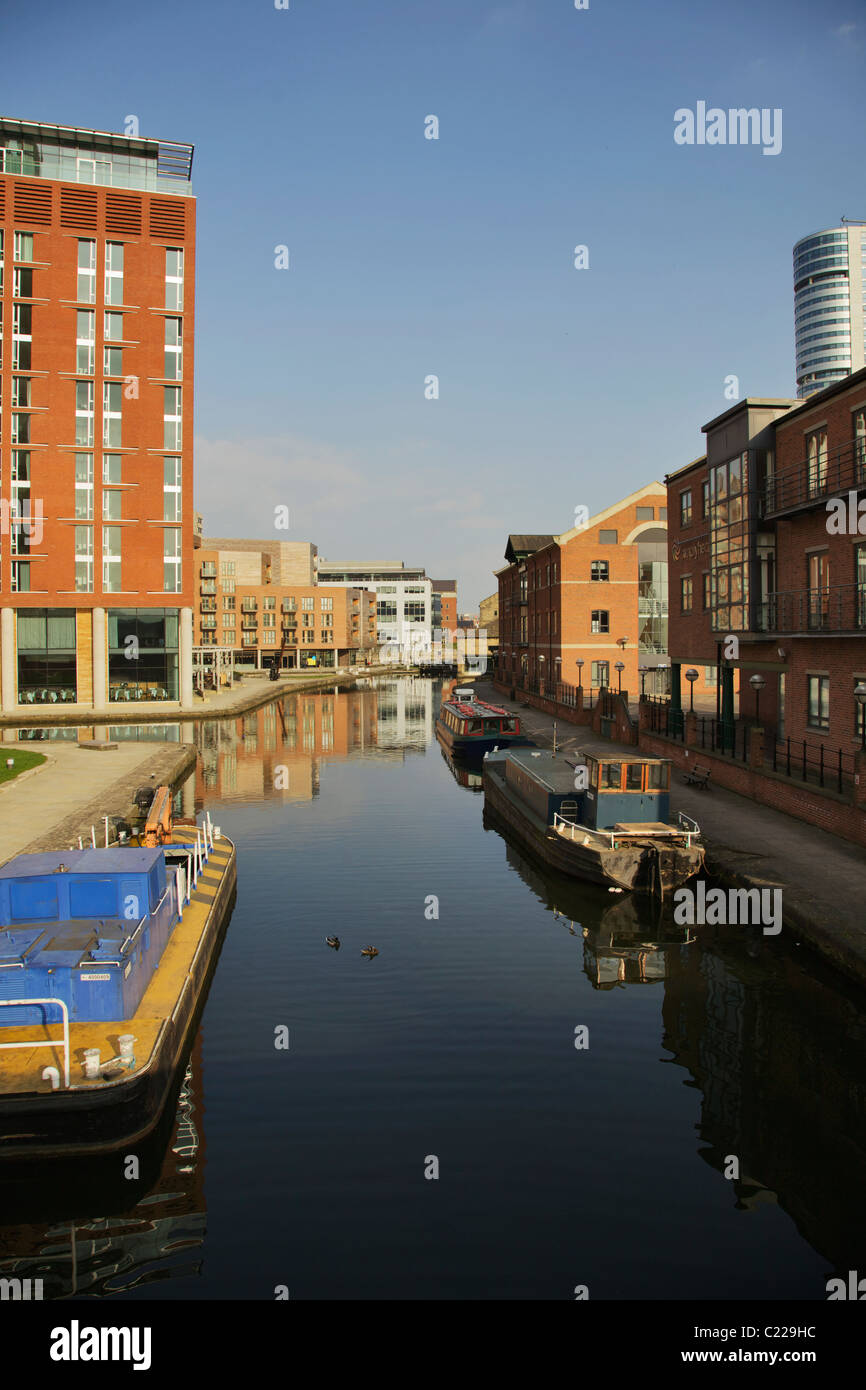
[588,758,599,789]
[502,717,518,732]
[484,720,497,733]
[601,763,622,790]
[468,718,483,734]
[625,763,642,791]
[646,763,668,790]
[459,721,470,735]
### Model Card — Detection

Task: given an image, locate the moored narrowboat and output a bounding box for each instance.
[0,803,235,1158]
[436,691,534,757]
[482,747,704,895]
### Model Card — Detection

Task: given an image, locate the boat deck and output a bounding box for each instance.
[0,829,233,1099]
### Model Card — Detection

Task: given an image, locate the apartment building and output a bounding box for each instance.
[495,485,669,697]
[316,560,432,656]
[195,542,376,669]
[794,223,866,399]
[0,116,196,711]
[430,578,457,638]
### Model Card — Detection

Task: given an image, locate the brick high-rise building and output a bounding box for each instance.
[0,116,195,712]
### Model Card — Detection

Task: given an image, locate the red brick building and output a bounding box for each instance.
[495,484,669,698]
[0,117,195,712]
[665,373,866,751]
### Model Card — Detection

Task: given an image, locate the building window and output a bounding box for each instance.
[222,594,236,610]
[16,610,77,701]
[855,411,866,481]
[165,248,184,311]
[77,239,96,303]
[75,381,94,445]
[681,576,693,613]
[11,562,31,593]
[10,412,30,445]
[103,454,122,484]
[223,629,236,645]
[636,507,654,521]
[322,612,333,627]
[262,612,276,628]
[13,231,34,262]
[262,630,276,644]
[263,594,276,610]
[807,552,829,629]
[103,526,122,592]
[102,489,121,521]
[165,317,182,380]
[702,572,711,609]
[702,480,709,518]
[108,610,179,700]
[74,453,93,519]
[591,660,610,687]
[104,242,124,305]
[856,678,866,739]
[321,596,333,611]
[104,345,123,376]
[807,675,829,730]
[659,507,667,520]
[13,303,32,369]
[220,561,235,577]
[163,457,182,521]
[104,311,124,342]
[302,596,314,610]
[76,310,95,374]
[807,430,828,497]
[103,381,122,447]
[591,610,609,633]
[75,525,93,591]
[163,387,182,450]
[591,560,609,582]
[302,612,313,627]
[704,666,718,687]
[598,530,617,545]
[680,490,693,526]
[163,529,181,592]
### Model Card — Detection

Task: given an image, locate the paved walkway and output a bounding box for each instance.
[0,741,195,866]
[476,680,866,987]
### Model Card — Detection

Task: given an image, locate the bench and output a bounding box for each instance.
[683,763,712,789]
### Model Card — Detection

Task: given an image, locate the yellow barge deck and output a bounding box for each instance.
[0,826,236,1158]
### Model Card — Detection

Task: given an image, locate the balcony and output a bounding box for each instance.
[241,615,258,630]
[200,581,216,596]
[764,439,866,517]
[754,583,866,635]
[281,601,297,614]
[200,597,217,612]
[241,600,257,613]
[200,561,216,578]
[201,616,217,630]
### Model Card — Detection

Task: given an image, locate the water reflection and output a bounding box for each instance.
[438,744,484,792]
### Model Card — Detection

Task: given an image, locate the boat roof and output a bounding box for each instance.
[502,748,577,794]
[0,848,164,880]
[442,698,511,718]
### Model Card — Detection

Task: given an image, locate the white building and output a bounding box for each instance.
[794,223,866,398]
[316,561,433,659]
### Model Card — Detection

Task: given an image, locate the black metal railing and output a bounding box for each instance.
[754,583,866,634]
[764,437,866,515]
[645,698,685,741]
[770,735,855,793]
[697,716,749,760]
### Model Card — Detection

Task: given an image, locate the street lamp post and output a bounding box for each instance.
[855,682,866,750]
[639,664,648,700]
[685,667,698,713]
[576,658,584,697]
[538,653,545,695]
[615,661,625,694]
[749,673,766,727]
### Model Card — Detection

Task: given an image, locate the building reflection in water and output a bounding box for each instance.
[488,814,866,1277]
[0,1036,207,1299]
[194,677,435,805]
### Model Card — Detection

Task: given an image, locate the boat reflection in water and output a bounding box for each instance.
[439,743,484,793]
[0,1035,207,1299]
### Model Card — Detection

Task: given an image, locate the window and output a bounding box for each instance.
[322,612,333,627]
[262,630,276,644]
[77,239,96,303]
[11,562,30,593]
[74,454,93,519]
[702,572,711,609]
[10,413,30,445]
[320,596,333,611]
[262,613,276,628]
[601,763,622,789]
[165,248,184,311]
[13,232,34,262]
[807,430,828,497]
[302,612,313,627]
[103,526,122,592]
[223,629,237,645]
[76,310,95,373]
[599,529,617,544]
[808,552,829,628]
[103,454,122,484]
[13,302,31,368]
[807,675,829,730]
[680,490,693,526]
[301,596,314,610]
[165,317,182,380]
[163,458,182,521]
[222,594,236,610]
[591,560,609,582]
[659,507,667,520]
[104,346,123,376]
[704,667,718,687]
[103,381,122,446]
[102,489,121,521]
[681,576,693,613]
[11,378,30,408]
[163,386,182,450]
[13,266,33,298]
[702,480,710,518]
[263,594,276,610]
[591,660,609,687]
[104,311,123,341]
[104,242,124,305]
[625,763,643,790]
[591,610,609,633]
[856,678,866,739]
[75,381,94,445]
[636,507,654,521]
[220,561,236,577]
[75,525,93,591]
[163,528,181,593]
[855,411,866,481]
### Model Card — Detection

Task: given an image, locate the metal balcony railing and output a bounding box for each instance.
[764,438,866,515]
[754,583,866,634]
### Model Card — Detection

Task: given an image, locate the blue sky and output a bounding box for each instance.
[4,0,865,607]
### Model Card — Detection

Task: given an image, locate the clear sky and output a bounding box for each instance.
[4,0,864,609]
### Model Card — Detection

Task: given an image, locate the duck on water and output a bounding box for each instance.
[482,747,704,896]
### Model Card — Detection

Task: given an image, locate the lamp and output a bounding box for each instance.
[749,672,766,727]
[855,682,866,751]
[638,664,648,699]
[614,661,625,693]
[685,667,698,712]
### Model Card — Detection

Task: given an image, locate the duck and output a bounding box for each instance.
[360,946,379,958]
[326,936,340,949]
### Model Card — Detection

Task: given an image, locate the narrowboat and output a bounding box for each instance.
[436,691,534,758]
[0,802,235,1158]
[482,747,704,895]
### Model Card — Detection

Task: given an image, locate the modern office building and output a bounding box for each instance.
[0,115,196,711]
[195,541,376,670]
[430,578,457,637]
[794,223,866,398]
[316,560,433,656]
[495,486,670,697]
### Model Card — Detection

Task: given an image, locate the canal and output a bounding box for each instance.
[1,675,865,1300]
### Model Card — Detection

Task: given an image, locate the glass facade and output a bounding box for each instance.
[793,228,864,397]
[17,609,77,703]
[708,452,750,631]
[0,124,192,194]
[107,609,179,701]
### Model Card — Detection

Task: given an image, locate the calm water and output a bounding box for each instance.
[2,677,865,1301]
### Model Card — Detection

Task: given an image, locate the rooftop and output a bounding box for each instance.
[0,115,194,195]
